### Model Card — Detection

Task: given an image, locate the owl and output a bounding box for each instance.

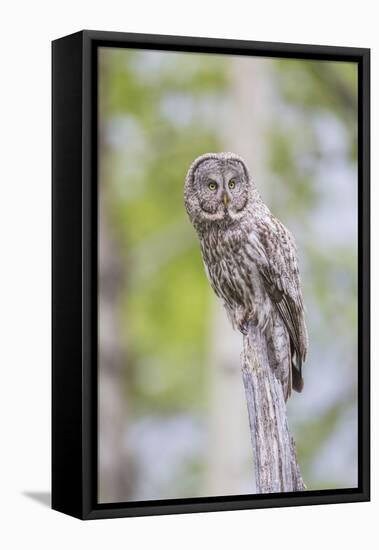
[184,152,308,400]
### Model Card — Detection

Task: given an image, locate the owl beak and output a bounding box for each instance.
[223,193,230,207]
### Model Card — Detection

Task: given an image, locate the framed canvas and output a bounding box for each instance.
[52,30,370,520]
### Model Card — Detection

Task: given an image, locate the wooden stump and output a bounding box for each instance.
[241,323,305,493]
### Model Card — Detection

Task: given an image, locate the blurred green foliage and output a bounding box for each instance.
[99,49,227,414]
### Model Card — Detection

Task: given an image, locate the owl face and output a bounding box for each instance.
[191,156,250,223]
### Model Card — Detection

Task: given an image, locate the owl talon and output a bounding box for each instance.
[238,319,250,335]
[233,307,249,334]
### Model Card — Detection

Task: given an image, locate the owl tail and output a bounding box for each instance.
[290,339,304,393]
[292,362,304,393]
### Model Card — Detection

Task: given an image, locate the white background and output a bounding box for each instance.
[0,1,376,548]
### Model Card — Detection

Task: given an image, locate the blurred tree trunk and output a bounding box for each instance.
[206,58,272,493]
[98,53,131,502]
[98,200,131,502]
[207,302,253,494]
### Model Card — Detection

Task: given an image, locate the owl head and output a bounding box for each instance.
[184,152,254,229]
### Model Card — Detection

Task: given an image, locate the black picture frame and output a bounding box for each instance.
[52,30,370,520]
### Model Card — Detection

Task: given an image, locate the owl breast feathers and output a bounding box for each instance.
[184,152,308,400]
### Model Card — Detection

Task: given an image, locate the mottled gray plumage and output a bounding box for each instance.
[184,152,308,400]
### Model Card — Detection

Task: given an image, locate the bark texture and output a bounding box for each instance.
[242,322,305,493]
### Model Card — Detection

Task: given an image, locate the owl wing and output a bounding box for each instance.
[246,219,308,379]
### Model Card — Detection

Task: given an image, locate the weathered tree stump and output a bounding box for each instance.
[241,323,305,493]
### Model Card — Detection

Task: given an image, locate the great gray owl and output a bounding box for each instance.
[184,152,308,401]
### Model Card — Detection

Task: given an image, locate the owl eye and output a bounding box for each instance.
[228,179,236,189]
[208,181,217,191]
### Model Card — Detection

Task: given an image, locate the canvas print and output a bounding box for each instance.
[97,47,358,503]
